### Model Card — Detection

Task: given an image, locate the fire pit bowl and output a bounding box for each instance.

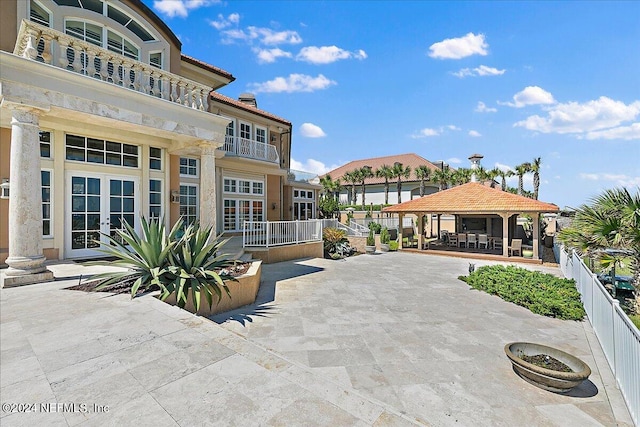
[504,342,591,393]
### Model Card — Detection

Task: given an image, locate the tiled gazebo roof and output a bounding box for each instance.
[382,182,559,214]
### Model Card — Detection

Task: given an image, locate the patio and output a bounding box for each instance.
[0,254,633,426]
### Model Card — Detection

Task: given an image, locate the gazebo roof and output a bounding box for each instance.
[382,182,559,214]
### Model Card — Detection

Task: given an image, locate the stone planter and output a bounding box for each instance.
[380,243,390,252]
[504,342,591,393]
[162,260,262,316]
[365,245,376,255]
[522,249,534,259]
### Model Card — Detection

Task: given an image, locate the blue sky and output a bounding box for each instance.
[146,0,640,208]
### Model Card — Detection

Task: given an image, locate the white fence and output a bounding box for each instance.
[559,246,639,425]
[352,217,414,229]
[243,220,322,248]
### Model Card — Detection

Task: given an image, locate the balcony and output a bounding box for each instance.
[13,20,210,112]
[222,136,279,164]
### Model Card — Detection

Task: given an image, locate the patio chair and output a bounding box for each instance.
[508,239,522,256]
[458,233,467,248]
[478,234,488,249]
[467,233,477,249]
[493,238,503,251]
[448,233,458,247]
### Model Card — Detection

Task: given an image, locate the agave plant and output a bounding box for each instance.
[90,217,238,312]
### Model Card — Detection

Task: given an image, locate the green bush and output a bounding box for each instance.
[366,229,375,246]
[458,265,585,320]
[389,241,399,251]
[630,314,640,330]
[91,217,237,312]
[323,227,348,254]
[368,222,382,234]
[380,227,390,244]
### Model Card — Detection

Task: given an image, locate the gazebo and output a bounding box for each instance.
[382,182,559,259]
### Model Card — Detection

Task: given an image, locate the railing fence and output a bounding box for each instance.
[558,244,639,426]
[223,135,279,164]
[243,220,322,248]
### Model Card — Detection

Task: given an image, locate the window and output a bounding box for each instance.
[223,177,264,195]
[65,20,102,46]
[252,182,263,195]
[255,127,266,144]
[223,199,263,231]
[65,134,138,167]
[149,52,162,69]
[239,180,251,194]
[294,189,314,200]
[252,201,263,221]
[149,179,162,219]
[54,0,103,14]
[149,147,162,170]
[179,158,198,177]
[179,184,198,225]
[223,178,236,193]
[40,131,51,158]
[223,199,236,231]
[107,29,139,60]
[226,121,234,137]
[107,4,155,42]
[41,170,52,237]
[239,122,251,140]
[30,0,51,27]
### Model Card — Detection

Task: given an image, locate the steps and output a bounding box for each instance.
[220,235,253,262]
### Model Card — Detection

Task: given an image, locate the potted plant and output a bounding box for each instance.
[388,241,399,251]
[522,248,534,258]
[365,229,376,254]
[380,227,390,252]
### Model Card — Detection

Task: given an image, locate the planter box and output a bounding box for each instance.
[162,260,262,316]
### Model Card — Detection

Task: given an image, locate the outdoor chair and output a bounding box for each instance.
[478,234,488,249]
[458,233,467,248]
[508,239,522,256]
[493,238,503,251]
[467,233,477,249]
[448,233,458,247]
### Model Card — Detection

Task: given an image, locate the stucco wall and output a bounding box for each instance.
[246,241,322,264]
[266,174,280,221]
[0,0,17,53]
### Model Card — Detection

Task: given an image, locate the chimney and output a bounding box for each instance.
[468,153,483,182]
[238,92,257,108]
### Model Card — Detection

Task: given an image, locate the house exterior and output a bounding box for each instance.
[0,0,318,286]
[322,153,444,206]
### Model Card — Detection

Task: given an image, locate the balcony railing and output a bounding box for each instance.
[13,20,209,111]
[223,135,279,164]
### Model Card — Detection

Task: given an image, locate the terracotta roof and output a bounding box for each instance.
[210,92,291,126]
[382,182,559,214]
[181,54,235,82]
[322,153,442,185]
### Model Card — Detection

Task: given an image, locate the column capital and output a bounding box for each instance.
[1,99,50,120]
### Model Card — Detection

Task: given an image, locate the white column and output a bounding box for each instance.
[532,212,540,259]
[3,108,54,286]
[501,213,509,257]
[398,213,404,247]
[199,144,217,231]
[417,213,424,249]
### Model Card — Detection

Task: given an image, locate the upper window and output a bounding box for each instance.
[149,147,162,170]
[40,131,52,158]
[255,127,267,144]
[30,0,51,27]
[179,158,198,177]
[107,29,139,60]
[54,0,103,14]
[41,170,52,237]
[239,122,251,140]
[149,52,162,69]
[65,20,102,46]
[66,134,138,168]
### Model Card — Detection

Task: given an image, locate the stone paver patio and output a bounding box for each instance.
[0,252,633,426]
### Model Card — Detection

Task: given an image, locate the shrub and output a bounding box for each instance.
[91,217,237,312]
[366,229,375,246]
[368,222,382,234]
[380,227,390,244]
[323,227,348,254]
[389,241,399,251]
[458,265,585,320]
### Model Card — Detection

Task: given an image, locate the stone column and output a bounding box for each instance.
[3,108,54,287]
[501,213,510,257]
[199,144,217,232]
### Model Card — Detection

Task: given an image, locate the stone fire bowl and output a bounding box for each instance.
[504,342,591,393]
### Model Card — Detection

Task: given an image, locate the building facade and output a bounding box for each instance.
[0,0,318,285]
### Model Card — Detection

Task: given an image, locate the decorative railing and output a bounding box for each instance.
[558,245,639,425]
[223,136,279,164]
[14,20,209,111]
[243,220,322,248]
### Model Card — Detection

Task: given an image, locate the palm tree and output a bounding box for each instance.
[558,187,640,296]
[358,166,374,210]
[515,162,531,196]
[486,167,501,188]
[391,162,411,203]
[432,166,451,191]
[320,174,335,200]
[375,164,394,205]
[342,171,360,206]
[415,165,432,197]
[452,167,472,186]
[497,168,514,191]
[531,157,542,200]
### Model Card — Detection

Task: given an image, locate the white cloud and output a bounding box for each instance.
[447,157,462,164]
[290,158,338,175]
[248,74,336,93]
[475,101,497,113]
[296,46,367,64]
[411,128,441,138]
[209,13,240,30]
[468,130,482,137]
[428,32,488,59]
[585,122,640,140]
[495,162,514,173]
[501,86,555,108]
[515,97,640,135]
[221,26,302,45]
[154,0,213,18]
[300,123,327,138]
[452,65,505,78]
[579,172,640,187]
[253,48,292,64]
[447,125,461,131]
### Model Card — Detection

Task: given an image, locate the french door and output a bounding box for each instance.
[65,172,139,258]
